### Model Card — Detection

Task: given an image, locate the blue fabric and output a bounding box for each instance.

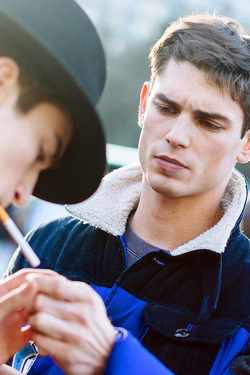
[105,329,175,375]
[29,356,64,375]
[105,286,147,337]
[30,330,175,375]
[91,284,111,303]
[92,283,148,338]
[209,328,250,375]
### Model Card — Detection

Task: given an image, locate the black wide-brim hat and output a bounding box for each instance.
[0,0,106,204]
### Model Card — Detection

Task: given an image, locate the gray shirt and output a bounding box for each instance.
[125,214,161,266]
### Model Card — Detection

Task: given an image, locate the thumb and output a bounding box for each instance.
[0,281,37,320]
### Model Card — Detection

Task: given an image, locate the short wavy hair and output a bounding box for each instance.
[149,13,250,137]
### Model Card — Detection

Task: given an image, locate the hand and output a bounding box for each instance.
[0,270,37,364]
[27,275,116,375]
[0,269,61,364]
[0,364,21,374]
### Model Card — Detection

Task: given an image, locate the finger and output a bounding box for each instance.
[26,277,97,303]
[29,311,81,342]
[32,294,85,321]
[0,364,22,374]
[30,332,76,368]
[0,268,62,297]
[0,269,32,297]
[29,303,114,346]
[31,319,115,375]
[33,293,108,333]
[25,273,66,293]
[0,281,37,320]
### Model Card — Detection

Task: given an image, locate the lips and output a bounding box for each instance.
[156,155,188,169]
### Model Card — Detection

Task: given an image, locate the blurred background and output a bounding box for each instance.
[1,0,249,275]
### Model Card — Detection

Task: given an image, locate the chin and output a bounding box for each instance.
[149,179,183,198]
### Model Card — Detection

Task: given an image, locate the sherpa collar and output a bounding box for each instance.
[66,164,247,256]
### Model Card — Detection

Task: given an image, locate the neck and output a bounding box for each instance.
[131,183,224,251]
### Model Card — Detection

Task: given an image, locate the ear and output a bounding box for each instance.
[138,81,151,128]
[237,130,250,164]
[0,57,19,91]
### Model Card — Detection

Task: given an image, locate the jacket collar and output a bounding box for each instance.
[67,164,247,256]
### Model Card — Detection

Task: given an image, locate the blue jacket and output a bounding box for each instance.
[6,165,250,375]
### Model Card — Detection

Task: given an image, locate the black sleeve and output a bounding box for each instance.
[4,216,89,279]
[4,215,120,286]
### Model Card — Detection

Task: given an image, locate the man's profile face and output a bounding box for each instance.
[138,59,249,201]
[0,100,72,208]
[0,57,73,208]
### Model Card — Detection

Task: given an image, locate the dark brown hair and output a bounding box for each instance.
[0,32,67,114]
[149,13,250,137]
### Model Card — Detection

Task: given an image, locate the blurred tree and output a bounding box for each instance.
[98,41,151,147]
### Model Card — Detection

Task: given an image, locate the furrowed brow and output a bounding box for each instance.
[155,93,180,110]
[194,109,233,125]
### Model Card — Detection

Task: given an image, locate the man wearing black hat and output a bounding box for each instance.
[0,0,107,369]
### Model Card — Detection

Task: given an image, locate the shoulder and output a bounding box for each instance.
[30,216,113,267]
[7,216,114,281]
[28,216,90,247]
[219,231,250,321]
[226,230,250,264]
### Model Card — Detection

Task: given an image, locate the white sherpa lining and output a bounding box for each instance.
[66,164,247,257]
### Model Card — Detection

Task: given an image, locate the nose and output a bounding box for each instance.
[13,183,32,206]
[165,115,191,148]
[13,174,38,206]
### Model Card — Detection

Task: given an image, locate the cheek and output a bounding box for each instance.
[198,140,240,180]
[138,133,146,170]
[139,118,163,146]
[138,123,154,164]
[6,147,37,182]
[19,142,38,165]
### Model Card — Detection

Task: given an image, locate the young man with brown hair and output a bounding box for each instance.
[7,12,250,375]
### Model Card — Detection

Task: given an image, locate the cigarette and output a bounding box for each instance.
[0,205,40,267]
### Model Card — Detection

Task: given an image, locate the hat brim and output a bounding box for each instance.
[0,0,106,204]
[33,90,107,204]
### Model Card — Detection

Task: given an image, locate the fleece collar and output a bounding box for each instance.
[66,164,247,256]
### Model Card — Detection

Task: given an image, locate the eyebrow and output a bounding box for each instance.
[155,93,180,110]
[154,92,233,125]
[193,109,232,125]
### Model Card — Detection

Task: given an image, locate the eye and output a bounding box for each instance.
[156,104,176,115]
[36,148,46,163]
[200,120,221,131]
